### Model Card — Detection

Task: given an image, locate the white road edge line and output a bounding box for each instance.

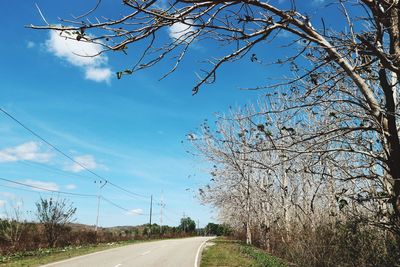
[194,239,209,267]
[114,264,122,267]
[39,245,131,267]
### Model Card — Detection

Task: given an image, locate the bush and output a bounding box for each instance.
[35,198,76,247]
[248,221,400,267]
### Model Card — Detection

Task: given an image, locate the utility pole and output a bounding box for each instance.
[95,180,107,232]
[183,212,186,233]
[149,195,153,237]
[197,219,200,235]
[159,193,165,234]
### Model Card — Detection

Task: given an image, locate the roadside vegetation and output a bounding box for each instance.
[0,197,202,266]
[0,241,136,267]
[190,104,400,266]
[201,238,286,267]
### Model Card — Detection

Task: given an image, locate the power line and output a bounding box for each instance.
[0,177,96,198]
[0,177,153,223]
[0,183,94,200]
[0,108,104,180]
[0,107,149,200]
[107,181,148,199]
[101,196,131,213]
[0,182,56,196]
[19,160,148,199]
[17,160,96,182]
[101,196,151,216]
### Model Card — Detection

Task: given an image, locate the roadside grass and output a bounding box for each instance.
[0,239,151,267]
[201,238,287,267]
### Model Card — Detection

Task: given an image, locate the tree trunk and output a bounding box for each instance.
[379,69,400,221]
[246,180,252,245]
[246,221,252,245]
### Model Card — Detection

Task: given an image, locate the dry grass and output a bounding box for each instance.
[201,238,286,267]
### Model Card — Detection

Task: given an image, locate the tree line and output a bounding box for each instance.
[0,197,204,255]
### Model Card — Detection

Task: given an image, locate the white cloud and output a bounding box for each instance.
[65,184,76,190]
[0,200,6,208]
[85,67,112,83]
[0,142,52,163]
[27,41,35,48]
[22,179,59,191]
[46,30,106,67]
[126,208,143,216]
[46,30,112,83]
[0,192,16,199]
[168,20,195,42]
[64,154,103,173]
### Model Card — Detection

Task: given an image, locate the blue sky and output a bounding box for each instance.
[0,0,332,227]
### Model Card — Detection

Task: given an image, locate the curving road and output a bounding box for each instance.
[41,236,213,267]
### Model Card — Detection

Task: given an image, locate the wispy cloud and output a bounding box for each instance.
[64,154,105,173]
[312,0,326,5]
[168,20,195,42]
[126,208,143,216]
[65,184,76,190]
[0,200,6,208]
[45,30,112,83]
[0,142,52,163]
[0,192,16,199]
[22,179,59,191]
[27,41,35,49]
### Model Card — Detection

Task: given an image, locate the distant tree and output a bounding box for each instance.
[179,217,196,233]
[205,223,231,236]
[150,223,160,235]
[0,201,26,250]
[35,197,76,247]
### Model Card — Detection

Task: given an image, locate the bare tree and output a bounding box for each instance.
[35,197,76,247]
[30,1,400,224]
[0,201,26,250]
[189,97,400,265]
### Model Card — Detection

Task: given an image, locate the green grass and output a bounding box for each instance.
[0,239,149,267]
[200,238,287,267]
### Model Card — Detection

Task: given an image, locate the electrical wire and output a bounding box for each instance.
[101,196,131,212]
[17,160,95,182]
[20,158,149,199]
[0,183,96,200]
[0,177,97,198]
[106,181,148,199]
[101,196,148,216]
[0,107,149,200]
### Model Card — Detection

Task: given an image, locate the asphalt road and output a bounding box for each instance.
[41,236,213,267]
